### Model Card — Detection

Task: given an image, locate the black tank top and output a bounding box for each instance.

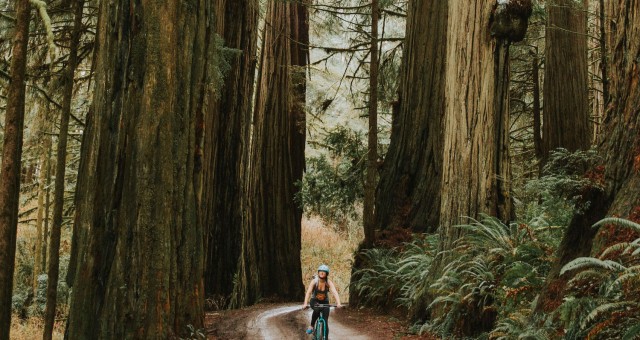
[313,279,330,303]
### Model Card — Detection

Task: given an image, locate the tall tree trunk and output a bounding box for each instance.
[426,2,531,333]
[532,0,593,312]
[43,145,52,274]
[0,0,31,337]
[542,0,590,161]
[203,0,258,306]
[532,54,543,165]
[537,0,640,313]
[65,0,211,337]
[438,1,518,248]
[590,0,608,144]
[598,0,608,116]
[233,0,308,308]
[33,115,52,295]
[43,1,84,338]
[363,0,379,248]
[374,0,448,235]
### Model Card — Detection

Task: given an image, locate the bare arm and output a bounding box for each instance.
[328,280,342,307]
[302,279,315,307]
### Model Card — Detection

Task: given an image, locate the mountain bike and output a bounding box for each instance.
[308,304,336,340]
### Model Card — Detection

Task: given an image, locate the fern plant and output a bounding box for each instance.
[490,310,554,340]
[425,215,555,338]
[350,234,438,309]
[350,247,403,307]
[556,218,640,339]
[396,235,439,310]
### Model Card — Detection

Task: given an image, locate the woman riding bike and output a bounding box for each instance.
[302,264,343,337]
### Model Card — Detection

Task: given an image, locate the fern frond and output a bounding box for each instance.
[593,218,640,233]
[517,330,550,340]
[581,301,638,329]
[601,242,632,259]
[561,257,626,275]
[623,322,640,340]
[428,294,461,309]
[568,269,607,284]
[611,265,640,288]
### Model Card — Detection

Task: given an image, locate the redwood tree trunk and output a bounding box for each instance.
[43,1,84,338]
[0,0,31,337]
[542,0,590,160]
[533,54,543,163]
[438,1,515,249]
[363,0,379,248]
[374,0,448,235]
[537,0,640,313]
[33,115,51,295]
[533,1,595,310]
[203,0,258,305]
[65,0,211,337]
[233,0,308,307]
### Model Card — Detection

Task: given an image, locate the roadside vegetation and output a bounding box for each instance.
[343,149,640,339]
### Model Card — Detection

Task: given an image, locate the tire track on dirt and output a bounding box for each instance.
[244,304,371,339]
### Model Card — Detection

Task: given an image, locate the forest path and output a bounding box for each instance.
[244,304,370,339]
[206,302,418,339]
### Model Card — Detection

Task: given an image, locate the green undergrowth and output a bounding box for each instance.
[349,216,640,339]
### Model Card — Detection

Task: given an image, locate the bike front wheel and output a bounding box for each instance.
[313,318,326,340]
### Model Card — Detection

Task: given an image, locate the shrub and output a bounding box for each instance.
[520,148,603,226]
[296,126,366,228]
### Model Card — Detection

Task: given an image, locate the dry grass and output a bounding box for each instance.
[10,201,70,340]
[301,216,363,303]
[10,315,64,340]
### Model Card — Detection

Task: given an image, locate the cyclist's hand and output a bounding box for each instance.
[302,304,308,310]
[337,303,343,309]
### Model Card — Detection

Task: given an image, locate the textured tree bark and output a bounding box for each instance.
[65,0,211,337]
[363,0,379,248]
[43,1,84,339]
[203,0,258,305]
[535,3,610,296]
[598,0,608,112]
[0,0,31,337]
[537,0,640,313]
[33,117,52,295]
[542,0,590,161]
[438,1,514,249]
[43,146,52,278]
[375,0,448,235]
[233,0,308,308]
[532,54,543,163]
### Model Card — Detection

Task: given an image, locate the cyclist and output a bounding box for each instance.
[302,264,343,337]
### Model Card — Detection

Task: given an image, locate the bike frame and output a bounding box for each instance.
[309,304,336,340]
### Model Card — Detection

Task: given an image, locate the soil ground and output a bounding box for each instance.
[205,303,439,339]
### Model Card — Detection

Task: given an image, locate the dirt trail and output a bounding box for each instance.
[207,304,376,340]
[206,302,431,339]
[243,304,370,339]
